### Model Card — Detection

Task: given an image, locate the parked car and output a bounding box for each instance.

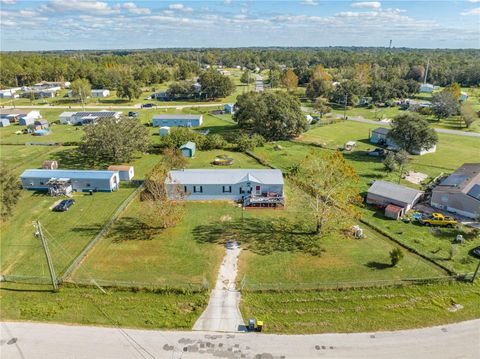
[53,199,75,212]
[368,148,386,157]
[128,111,138,118]
[142,103,155,108]
[470,246,480,259]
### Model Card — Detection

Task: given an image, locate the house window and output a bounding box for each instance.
[194,185,203,193]
[184,186,188,193]
[86,183,91,187]
[39,181,44,185]
[223,186,232,193]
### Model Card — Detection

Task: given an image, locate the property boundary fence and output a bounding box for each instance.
[239,274,468,292]
[59,183,144,282]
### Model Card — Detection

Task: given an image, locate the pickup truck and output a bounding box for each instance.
[419,213,457,227]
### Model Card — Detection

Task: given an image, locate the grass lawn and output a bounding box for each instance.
[0,150,160,278]
[0,282,208,330]
[240,281,480,334]
[186,150,265,169]
[71,201,237,287]
[0,145,66,174]
[362,208,480,275]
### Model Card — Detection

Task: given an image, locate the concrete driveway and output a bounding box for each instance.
[192,246,245,332]
[1,320,479,359]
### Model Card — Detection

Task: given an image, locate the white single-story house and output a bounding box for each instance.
[165,169,285,207]
[0,89,20,98]
[59,111,122,125]
[91,89,110,98]
[370,127,436,155]
[152,114,203,127]
[366,180,423,213]
[431,163,480,219]
[419,83,434,93]
[0,110,41,123]
[20,169,120,192]
[107,165,134,181]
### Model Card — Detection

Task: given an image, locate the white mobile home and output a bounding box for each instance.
[59,111,122,125]
[152,114,203,127]
[91,89,110,98]
[165,169,285,207]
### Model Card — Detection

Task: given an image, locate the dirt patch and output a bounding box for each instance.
[404,171,428,185]
[220,215,232,222]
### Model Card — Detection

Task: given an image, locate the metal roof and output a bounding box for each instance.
[74,111,119,117]
[180,141,196,150]
[21,169,118,180]
[108,165,133,171]
[152,114,202,120]
[467,184,480,201]
[368,180,422,204]
[166,169,284,185]
[372,127,390,135]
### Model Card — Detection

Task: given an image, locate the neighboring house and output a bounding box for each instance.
[42,160,58,169]
[152,114,203,127]
[35,81,70,88]
[159,126,170,137]
[19,117,35,126]
[91,89,110,98]
[0,89,20,98]
[370,127,436,155]
[366,180,423,214]
[419,83,434,93]
[59,111,122,125]
[165,169,285,208]
[0,118,10,127]
[460,92,468,102]
[224,103,235,114]
[151,91,170,101]
[107,165,134,181]
[34,119,49,130]
[20,169,120,192]
[0,110,41,123]
[431,163,480,219]
[180,142,196,158]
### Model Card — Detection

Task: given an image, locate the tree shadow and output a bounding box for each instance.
[108,217,159,243]
[48,147,97,169]
[365,261,391,270]
[192,217,324,256]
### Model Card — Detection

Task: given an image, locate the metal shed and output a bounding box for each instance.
[19,117,35,126]
[159,126,171,137]
[0,118,10,127]
[180,142,196,158]
[366,180,423,211]
[107,165,134,181]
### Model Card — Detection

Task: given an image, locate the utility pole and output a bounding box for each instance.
[343,93,348,120]
[472,261,480,283]
[35,221,59,292]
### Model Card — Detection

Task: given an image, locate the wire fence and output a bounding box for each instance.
[239,274,472,292]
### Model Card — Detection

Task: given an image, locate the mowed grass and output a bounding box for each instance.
[0,145,66,174]
[240,281,480,334]
[362,208,480,275]
[186,150,265,169]
[72,201,240,286]
[0,151,160,278]
[0,282,208,330]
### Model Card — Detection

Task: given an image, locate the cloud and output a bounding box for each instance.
[117,2,151,15]
[460,7,480,15]
[0,0,17,4]
[40,0,119,14]
[351,2,382,9]
[224,0,232,4]
[300,0,318,5]
[468,0,480,3]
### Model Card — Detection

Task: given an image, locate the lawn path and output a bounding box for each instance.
[192,246,245,332]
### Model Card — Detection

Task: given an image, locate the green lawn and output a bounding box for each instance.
[72,201,236,286]
[186,150,264,169]
[240,281,480,334]
[0,282,208,330]
[362,208,480,275]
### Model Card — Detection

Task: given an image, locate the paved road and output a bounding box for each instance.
[1,103,226,110]
[193,246,244,332]
[1,320,479,358]
[255,74,264,92]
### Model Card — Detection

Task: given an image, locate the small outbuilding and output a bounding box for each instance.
[43,160,58,170]
[34,119,49,130]
[19,117,35,126]
[180,141,196,158]
[384,204,405,220]
[460,92,468,102]
[366,180,423,211]
[419,83,434,93]
[107,165,134,181]
[91,89,110,98]
[0,118,10,127]
[159,126,171,137]
[224,104,235,114]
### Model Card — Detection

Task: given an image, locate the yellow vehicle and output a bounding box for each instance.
[419,213,457,227]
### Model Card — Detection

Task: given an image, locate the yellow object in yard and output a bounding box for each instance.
[420,213,457,227]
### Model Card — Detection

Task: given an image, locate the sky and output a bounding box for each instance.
[0,0,479,51]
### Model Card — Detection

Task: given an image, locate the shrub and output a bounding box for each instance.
[390,248,404,267]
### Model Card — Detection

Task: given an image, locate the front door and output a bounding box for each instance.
[255,185,261,195]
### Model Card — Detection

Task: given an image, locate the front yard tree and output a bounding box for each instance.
[116,77,142,101]
[431,91,460,120]
[234,91,308,140]
[198,69,235,99]
[282,68,298,92]
[70,78,91,104]
[388,113,438,154]
[461,103,478,128]
[390,248,404,267]
[240,69,252,84]
[0,163,21,221]
[306,78,332,101]
[293,151,360,235]
[80,117,149,163]
[313,97,331,118]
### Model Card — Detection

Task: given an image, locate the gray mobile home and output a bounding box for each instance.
[152,114,203,127]
[20,169,120,192]
[165,169,285,207]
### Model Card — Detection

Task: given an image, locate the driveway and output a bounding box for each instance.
[255,74,264,92]
[192,246,245,332]
[1,320,479,358]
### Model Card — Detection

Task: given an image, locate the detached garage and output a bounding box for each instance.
[366,180,423,212]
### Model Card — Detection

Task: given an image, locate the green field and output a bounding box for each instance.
[186,150,264,169]
[0,282,208,330]
[240,281,480,334]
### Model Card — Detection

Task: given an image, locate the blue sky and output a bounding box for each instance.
[0,1,479,51]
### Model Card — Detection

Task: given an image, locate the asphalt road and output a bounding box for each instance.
[1,320,479,359]
[1,103,226,110]
[193,246,245,332]
[255,74,264,92]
